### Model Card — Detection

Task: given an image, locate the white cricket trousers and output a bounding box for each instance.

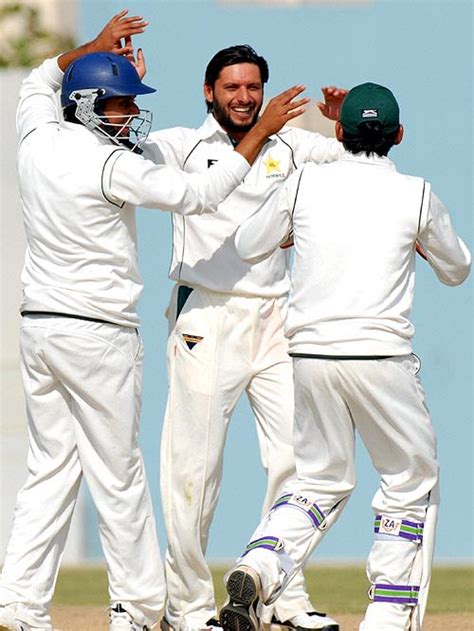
[160,287,313,630]
[240,356,439,631]
[0,315,165,629]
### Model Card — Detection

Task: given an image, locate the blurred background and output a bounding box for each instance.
[1,0,472,568]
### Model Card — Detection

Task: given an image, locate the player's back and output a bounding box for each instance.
[286,153,427,356]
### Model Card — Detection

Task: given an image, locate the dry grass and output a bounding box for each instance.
[47,564,473,630]
[50,607,474,631]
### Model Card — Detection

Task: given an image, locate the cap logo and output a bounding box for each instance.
[361,108,379,118]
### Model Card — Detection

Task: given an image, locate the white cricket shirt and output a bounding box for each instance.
[17,58,250,327]
[236,153,471,355]
[146,114,343,297]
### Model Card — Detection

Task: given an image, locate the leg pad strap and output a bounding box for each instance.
[370,583,420,606]
[243,536,284,554]
[272,493,326,529]
[374,514,424,543]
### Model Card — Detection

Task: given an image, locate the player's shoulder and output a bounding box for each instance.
[148,125,198,144]
[389,164,428,192]
[276,125,324,143]
[145,125,201,163]
[298,158,335,175]
[275,126,340,159]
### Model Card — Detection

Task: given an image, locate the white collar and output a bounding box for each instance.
[197,113,279,143]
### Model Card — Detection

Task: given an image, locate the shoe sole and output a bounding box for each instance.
[226,570,259,606]
[220,569,260,631]
[220,603,256,631]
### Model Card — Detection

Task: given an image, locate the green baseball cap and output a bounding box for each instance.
[340,82,400,135]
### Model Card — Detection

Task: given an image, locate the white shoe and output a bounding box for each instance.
[161,615,222,631]
[109,604,150,631]
[0,603,47,631]
[271,611,339,631]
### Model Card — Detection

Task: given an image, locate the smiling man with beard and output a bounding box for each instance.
[205,52,265,136]
[144,44,346,631]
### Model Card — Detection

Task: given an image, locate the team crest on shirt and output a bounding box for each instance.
[263,154,285,179]
[182,334,204,350]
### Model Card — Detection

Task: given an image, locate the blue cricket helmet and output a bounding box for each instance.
[61,51,156,109]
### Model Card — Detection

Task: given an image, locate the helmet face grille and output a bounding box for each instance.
[72,88,153,152]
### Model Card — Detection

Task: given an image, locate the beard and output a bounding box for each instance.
[211,98,262,135]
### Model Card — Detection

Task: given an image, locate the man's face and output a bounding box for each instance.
[101,96,139,139]
[204,63,264,137]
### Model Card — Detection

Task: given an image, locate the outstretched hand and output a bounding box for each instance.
[316,86,348,121]
[91,9,148,56]
[257,85,310,137]
[58,9,149,71]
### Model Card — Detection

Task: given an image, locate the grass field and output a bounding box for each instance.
[49,564,474,629]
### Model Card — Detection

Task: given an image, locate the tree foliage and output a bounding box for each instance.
[0,2,76,68]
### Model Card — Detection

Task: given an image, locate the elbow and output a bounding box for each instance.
[240,252,269,264]
[234,233,253,262]
[235,232,265,263]
[236,246,273,264]
[437,261,471,286]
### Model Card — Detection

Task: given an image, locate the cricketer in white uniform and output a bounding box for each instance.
[221,82,471,631]
[0,14,303,631]
[144,45,345,631]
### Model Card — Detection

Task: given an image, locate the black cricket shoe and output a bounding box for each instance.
[220,567,261,631]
